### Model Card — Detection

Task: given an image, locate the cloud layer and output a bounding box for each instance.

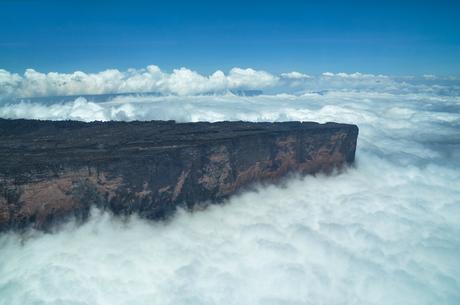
[0,79,460,304]
[0,66,279,98]
[1,65,460,100]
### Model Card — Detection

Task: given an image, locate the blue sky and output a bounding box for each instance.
[1,0,459,75]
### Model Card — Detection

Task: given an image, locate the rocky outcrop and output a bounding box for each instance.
[0,119,358,231]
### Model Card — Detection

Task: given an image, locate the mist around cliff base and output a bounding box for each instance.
[0,88,459,305]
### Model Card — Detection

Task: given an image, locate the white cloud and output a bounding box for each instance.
[0,97,107,121]
[227,67,279,89]
[317,72,395,89]
[281,71,312,79]
[0,66,459,99]
[165,68,226,95]
[0,69,22,97]
[423,74,437,80]
[0,66,280,99]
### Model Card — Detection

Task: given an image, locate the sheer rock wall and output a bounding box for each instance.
[0,119,358,231]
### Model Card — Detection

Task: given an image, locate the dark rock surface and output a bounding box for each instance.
[0,118,358,231]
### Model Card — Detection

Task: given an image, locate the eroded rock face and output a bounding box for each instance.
[0,119,358,231]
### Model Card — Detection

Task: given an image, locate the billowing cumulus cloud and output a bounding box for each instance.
[0,67,460,305]
[0,69,22,97]
[227,67,279,88]
[1,66,459,100]
[0,66,279,99]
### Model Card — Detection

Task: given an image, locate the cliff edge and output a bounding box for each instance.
[0,119,358,231]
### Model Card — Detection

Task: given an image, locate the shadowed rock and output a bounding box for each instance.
[0,119,358,231]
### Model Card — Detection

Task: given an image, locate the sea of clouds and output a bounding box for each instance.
[0,66,459,305]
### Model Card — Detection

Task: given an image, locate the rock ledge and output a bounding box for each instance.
[0,119,358,231]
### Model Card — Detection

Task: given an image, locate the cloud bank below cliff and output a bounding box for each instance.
[1,154,459,305]
[0,67,459,305]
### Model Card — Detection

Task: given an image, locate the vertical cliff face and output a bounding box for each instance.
[0,119,358,231]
